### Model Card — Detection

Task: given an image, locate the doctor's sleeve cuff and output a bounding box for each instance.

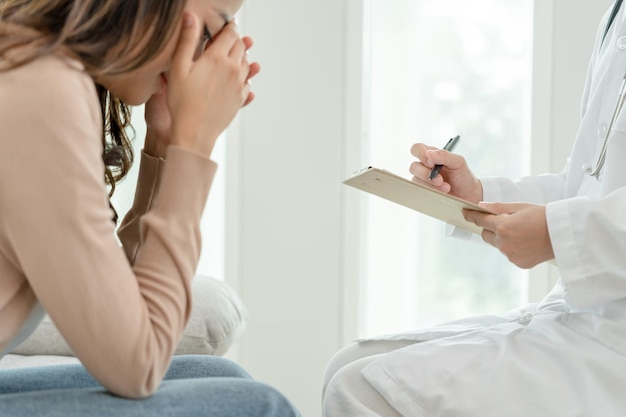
[546,198,601,308]
[481,177,517,203]
[546,200,578,270]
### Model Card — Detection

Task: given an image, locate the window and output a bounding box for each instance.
[360,0,534,337]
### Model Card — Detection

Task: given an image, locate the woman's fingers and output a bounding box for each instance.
[240,36,259,106]
[242,36,254,51]
[167,20,256,153]
[198,22,249,89]
[242,61,260,107]
[228,33,247,61]
[171,12,201,77]
[197,21,241,59]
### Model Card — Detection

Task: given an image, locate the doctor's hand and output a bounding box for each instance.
[409,143,483,204]
[463,202,555,269]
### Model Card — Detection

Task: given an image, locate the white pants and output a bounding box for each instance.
[322,304,626,417]
[322,310,519,417]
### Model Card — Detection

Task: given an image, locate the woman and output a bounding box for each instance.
[0,0,299,416]
[323,1,626,416]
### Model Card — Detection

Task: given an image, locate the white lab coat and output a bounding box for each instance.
[360,5,626,417]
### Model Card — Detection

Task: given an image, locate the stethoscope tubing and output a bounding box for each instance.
[586,70,626,179]
[586,0,625,179]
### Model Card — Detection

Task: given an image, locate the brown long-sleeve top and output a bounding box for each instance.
[0,54,217,398]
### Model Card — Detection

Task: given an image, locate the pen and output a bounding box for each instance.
[429,135,461,180]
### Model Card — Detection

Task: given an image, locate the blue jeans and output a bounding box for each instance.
[0,355,300,417]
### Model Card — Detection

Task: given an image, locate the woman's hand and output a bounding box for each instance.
[159,13,259,158]
[463,202,555,269]
[409,142,483,204]
[143,88,172,158]
[143,33,259,159]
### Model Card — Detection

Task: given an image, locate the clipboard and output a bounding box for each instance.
[343,166,495,235]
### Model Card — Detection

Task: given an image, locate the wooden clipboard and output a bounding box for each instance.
[343,167,495,235]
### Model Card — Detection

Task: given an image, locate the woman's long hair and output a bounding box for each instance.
[0,0,185,222]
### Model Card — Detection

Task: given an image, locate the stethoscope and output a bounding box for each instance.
[586,0,624,179]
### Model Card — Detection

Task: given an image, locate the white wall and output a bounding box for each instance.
[533,0,612,173]
[226,2,353,416]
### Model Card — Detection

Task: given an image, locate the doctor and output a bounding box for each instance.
[323,1,626,416]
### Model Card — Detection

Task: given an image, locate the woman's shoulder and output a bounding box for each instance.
[5,52,92,90]
[0,52,100,124]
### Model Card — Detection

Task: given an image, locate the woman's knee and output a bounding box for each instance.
[241,381,301,417]
[0,379,300,417]
[159,378,300,417]
[165,355,251,380]
[0,363,99,394]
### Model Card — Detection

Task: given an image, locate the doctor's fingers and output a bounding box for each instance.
[410,143,439,164]
[409,161,446,187]
[480,228,498,249]
[463,209,499,232]
[464,210,502,249]
[410,142,468,168]
[423,148,468,172]
[479,201,536,215]
[409,143,447,186]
